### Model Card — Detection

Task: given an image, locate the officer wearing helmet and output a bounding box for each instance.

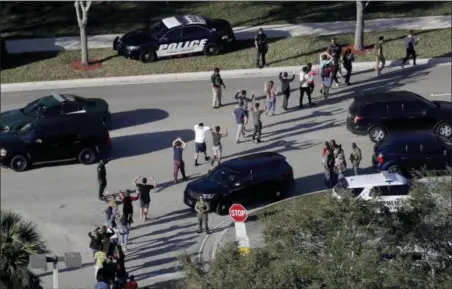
[195,195,210,234]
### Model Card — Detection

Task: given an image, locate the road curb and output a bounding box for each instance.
[198,189,330,267]
[2,58,450,93]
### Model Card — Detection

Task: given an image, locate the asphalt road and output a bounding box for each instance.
[1,64,451,288]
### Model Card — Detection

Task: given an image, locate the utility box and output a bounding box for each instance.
[29,254,47,270]
[64,252,82,268]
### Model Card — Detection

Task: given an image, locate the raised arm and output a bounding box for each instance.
[222,126,229,137]
[133,176,141,186]
[289,74,296,82]
[151,176,157,187]
[278,72,283,82]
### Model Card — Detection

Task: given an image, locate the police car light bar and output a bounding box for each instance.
[381,171,394,183]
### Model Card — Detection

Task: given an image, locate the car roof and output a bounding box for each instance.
[162,15,206,29]
[344,172,407,188]
[353,90,421,104]
[221,152,287,171]
[382,132,440,143]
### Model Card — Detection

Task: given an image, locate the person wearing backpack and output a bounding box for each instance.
[402,30,419,68]
[117,215,130,251]
[104,199,118,228]
[319,52,333,96]
[299,66,314,108]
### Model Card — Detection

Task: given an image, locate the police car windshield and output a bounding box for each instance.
[208,168,237,186]
[149,21,169,36]
[335,179,363,197]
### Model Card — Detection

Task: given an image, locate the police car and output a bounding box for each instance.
[113,15,235,63]
[332,171,411,212]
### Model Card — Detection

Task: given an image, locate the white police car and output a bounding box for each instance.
[113,15,235,63]
[332,171,411,212]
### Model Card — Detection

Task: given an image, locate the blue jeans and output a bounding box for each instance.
[268,99,276,114]
[120,233,129,249]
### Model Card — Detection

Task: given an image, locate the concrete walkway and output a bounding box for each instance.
[5,16,451,54]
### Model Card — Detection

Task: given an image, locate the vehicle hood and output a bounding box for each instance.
[433,101,452,111]
[0,109,32,131]
[0,132,25,149]
[187,177,227,195]
[120,28,156,46]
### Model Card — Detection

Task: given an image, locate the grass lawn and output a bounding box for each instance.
[2,29,451,84]
[1,2,451,39]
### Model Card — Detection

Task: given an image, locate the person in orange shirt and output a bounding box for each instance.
[125,275,138,289]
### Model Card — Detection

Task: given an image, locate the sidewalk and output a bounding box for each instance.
[5,16,451,54]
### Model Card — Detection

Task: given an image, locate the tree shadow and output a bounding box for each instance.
[154,173,201,193]
[1,51,60,70]
[110,129,194,159]
[109,108,169,130]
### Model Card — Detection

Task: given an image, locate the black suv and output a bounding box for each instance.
[372,132,452,176]
[113,15,235,63]
[346,91,452,143]
[183,152,295,215]
[0,115,111,172]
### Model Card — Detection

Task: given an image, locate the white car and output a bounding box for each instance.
[332,171,411,212]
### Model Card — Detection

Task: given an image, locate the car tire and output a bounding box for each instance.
[10,155,29,172]
[78,148,97,165]
[388,165,400,174]
[368,126,386,143]
[139,50,156,63]
[204,43,220,56]
[113,37,119,51]
[435,122,452,138]
[216,201,231,216]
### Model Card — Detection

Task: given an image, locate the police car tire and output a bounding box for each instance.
[388,165,400,173]
[204,43,220,56]
[139,50,156,63]
[10,154,29,172]
[78,148,97,165]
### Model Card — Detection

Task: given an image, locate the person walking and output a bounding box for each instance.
[194,123,211,166]
[104,199,118,228]
[319,52,334,95]
[327,37,343,86]
[211,67,226,109]
[402,30,419,68]
[323,142,335,189]
[234,89,254,131]
[349,143,362,176]
[117,216,129,252]
[125,275,138,289]
[279,71,296,110]
[172,137,187,183]
[233,104,247,143]
[255,28,268,68]
[211,125,228,166]
[334,144,347,182]
[133,176,156,222]
[97,159,110,201]
[264,80,278,116]
[307,62,316,94]
[118,189,138,229]
[251,99,267,144]
[299,65,314,108]
[95,275,109,289]
[342,48,355,85]
[94,248,107,279]
[195,196,210,234]
[375,36,386,76]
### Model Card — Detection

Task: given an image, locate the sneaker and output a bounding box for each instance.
[194,160,199,166]
[197,230,202,234]
[335,83,339,88]
[205,156,211,161]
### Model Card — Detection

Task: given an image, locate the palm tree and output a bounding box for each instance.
[0,210,48,289]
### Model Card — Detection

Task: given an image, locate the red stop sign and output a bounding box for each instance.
[229,203,248,222]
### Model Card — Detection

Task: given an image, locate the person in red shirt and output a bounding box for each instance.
[125,275,138,289]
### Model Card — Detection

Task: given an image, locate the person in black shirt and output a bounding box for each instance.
[327,38,343,87]
[279,71,296,110]
[133,176,156,222]
[211,125,228,166]
[172,137,187,184]
[342,48,355,85]
[97,159,110,201]
[254,28,268,68]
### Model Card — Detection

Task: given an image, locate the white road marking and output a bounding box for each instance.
[431,93,452,97]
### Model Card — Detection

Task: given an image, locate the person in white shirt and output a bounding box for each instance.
[402,29,419,68]
[194,123,211,166]
[299,65,314,107]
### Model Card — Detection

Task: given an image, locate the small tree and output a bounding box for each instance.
[354,1,370,51]
[74,1,93,65]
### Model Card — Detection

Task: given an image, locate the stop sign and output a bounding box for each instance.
[229,203,248,222]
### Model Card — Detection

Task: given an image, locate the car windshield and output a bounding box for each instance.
[22,96,59,117]
[61,94,78,102]
[335,179,364,197]
[149,20,169,37]
[208,168,238,186]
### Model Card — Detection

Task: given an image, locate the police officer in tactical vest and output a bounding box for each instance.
[97,159,110,201]
[195,196,210,234]
[254,28,268,68]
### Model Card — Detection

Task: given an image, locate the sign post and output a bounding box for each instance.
[229,203,250,255]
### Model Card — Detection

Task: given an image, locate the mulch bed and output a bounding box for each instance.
[343,44,375,56]
[71,59,103,71]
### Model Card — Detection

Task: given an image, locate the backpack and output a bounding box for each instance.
[322,63,332,78]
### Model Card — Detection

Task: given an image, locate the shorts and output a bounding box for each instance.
[212,145,222,157]
[376,56,386,66]
[195,142,207,153]
[140,201,150,209]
